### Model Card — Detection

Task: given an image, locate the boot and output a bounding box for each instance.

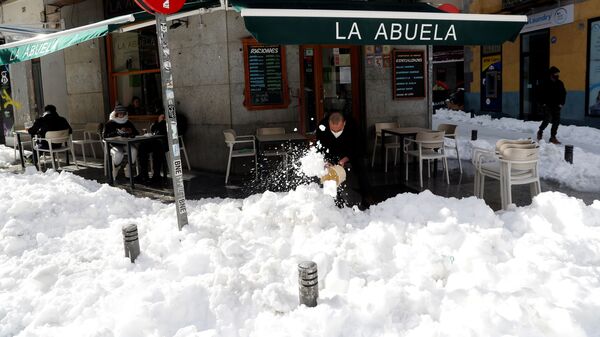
[537,130,543,141]
[549,137,561,145]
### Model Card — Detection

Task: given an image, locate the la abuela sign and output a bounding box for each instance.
[335,22,457,42]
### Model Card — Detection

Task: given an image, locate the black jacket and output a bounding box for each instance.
[316,117,362,164]
[103,120,139,138]
[538,78,566,107]
[28,112,72,148]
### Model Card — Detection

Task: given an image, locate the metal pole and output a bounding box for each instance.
[564,144,573,164]
[155,14,189,230]
[427,45,433,129]
[298,261,318,307]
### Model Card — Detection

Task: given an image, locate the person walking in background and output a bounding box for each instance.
[537,66,566,144]
[27,104,72,168]
[103,104,139,180]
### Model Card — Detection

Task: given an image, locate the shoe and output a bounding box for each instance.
[537,130,543,141]
[549,137,561,145]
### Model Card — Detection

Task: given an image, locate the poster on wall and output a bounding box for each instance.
[0,65,13,143]
[392,50,425,99]
[481,52,502,112]
[588,18,600,117]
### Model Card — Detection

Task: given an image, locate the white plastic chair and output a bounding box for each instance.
[179,135,191,170]
[437,123,462,174]
[404,131,449,188]
[34,129,78,171]
[473,139,539,209]
[224,129,257,184]
[72,123,103,163]
[10,132,31,161]
[371,122,402,169]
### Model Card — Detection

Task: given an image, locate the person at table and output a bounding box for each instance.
[127,96,145,115]
[316,111,372,209]
[27,104,72,168]
[103,104,139,179]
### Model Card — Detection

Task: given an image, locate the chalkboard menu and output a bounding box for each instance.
[243,38,289,110]
[393,50,426,99]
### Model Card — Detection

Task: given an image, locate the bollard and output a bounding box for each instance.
[471,130,478,141]
[122,224,140,263]
[298,261,318,307]
[564,145,574,164]
[470,110,475,118]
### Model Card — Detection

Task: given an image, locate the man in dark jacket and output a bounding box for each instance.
[537,66,567,144]
[316,112,371,208]
[27,104,72,168]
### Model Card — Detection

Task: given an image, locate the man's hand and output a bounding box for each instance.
[338,157,350,167]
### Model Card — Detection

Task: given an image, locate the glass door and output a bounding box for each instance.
[520,30,549,120]
[300,45,361,134]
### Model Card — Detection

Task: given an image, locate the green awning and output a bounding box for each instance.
[0,0,221,66]
[237,8,527,46]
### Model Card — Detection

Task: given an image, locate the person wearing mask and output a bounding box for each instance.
[103,104,139,180]
[537,66,567,144]
[27,104,72,168]
[316,111,372,209]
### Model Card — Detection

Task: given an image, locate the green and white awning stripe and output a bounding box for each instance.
[240,8,528,46]
[0,14,135,65]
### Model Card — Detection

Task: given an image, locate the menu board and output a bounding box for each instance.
[393,50,426,99]
[247,45,285,106]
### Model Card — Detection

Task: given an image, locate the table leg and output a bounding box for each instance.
[106,143,114,185]
[127,143,134,189]
[399,135,405,177]
[17,133,25,168]
[381,130,387,170]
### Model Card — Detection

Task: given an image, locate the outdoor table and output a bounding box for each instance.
[15,130,30,168]
[256,132,308,155]
[381,127,433,175]
[104,134,164,189]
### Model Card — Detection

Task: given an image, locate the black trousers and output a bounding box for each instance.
[336,160,371,207]
[539,105,561,138]
[138,139,166,179]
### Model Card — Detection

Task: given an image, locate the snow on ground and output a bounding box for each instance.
[0,145,16,168]
[2,170,600,337]
[433,109,600,192]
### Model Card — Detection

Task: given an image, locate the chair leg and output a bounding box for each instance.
[371,137,378,168]
[225,148,233,184]
[385,147,389,173]
[444,157,450,184]
[455,143,462,174]
[419,159,423,188]
[427,159,431,178]
[254,153,258,180]
[474,171,479,197]
[394,148,398,166]
[71,147,79,169]
[90,143,97,159]
[180,137,191,170]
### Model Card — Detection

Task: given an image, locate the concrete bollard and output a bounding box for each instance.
[298,261,318,307]
[564,145,574,164]
[471,130,478,141]
[122,224,140,263]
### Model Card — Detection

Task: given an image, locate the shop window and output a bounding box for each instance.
[242,37,290,110]
[108,27,162,116]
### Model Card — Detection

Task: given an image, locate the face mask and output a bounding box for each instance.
[331,129,344,138]
[552,74,559,80]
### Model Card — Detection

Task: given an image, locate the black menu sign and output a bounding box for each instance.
[393,50,426,99]
[247,45,284,106]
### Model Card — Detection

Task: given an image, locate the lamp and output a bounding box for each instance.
[169,19,188,29]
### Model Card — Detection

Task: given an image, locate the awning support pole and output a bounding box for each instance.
[155,14,189,230]
[427,44,433,129]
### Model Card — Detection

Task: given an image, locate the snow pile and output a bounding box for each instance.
[0,145,16,168]
[434,110,600,192]
[2,171,600,336]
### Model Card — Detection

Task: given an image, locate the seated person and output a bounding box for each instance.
[103,104,139,179]
[27,104,72,168]
[127,96,145,115]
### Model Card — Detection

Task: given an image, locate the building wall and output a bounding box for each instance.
[465,0,600,127]
[1,0,45,25]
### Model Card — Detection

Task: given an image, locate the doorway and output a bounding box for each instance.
[520,29,549,121]
[299,45,361,134]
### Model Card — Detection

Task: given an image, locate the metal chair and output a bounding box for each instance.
[437,123,462,174]
[223,129,257,184]
[72,123,103,163]
[404,131,449,188]
[371,122,402,171]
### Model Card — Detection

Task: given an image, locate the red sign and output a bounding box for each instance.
[134,0,184,14]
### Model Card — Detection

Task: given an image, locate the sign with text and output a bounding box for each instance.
[393,50,425,99]
[521,4,574,33]
[243,38,289,110]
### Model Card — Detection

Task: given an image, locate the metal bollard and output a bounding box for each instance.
[471,130,478,141]
[122,224,140,263]
[470,110,475,118]
[564,145,574,164]
[298,261,318,307]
